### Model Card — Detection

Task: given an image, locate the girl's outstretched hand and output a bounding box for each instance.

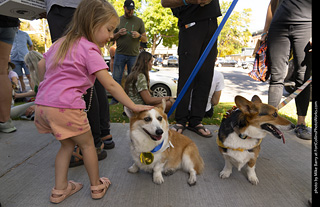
[131,104,154,113]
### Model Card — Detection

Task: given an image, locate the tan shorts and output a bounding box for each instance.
[34,105,90,140]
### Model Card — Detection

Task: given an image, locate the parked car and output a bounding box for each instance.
[215,59,238,67]
[153,57,163,66]
[242,60,254,70]
[164,56,178,67]
[149,68,178,97]
[107,68,178,98]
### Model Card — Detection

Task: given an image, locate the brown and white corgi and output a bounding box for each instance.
[217,95,294,185]
[124,99,204,186]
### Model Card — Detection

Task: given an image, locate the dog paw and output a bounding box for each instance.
[188,176,197,186]
[163,169,175,176]
[128,164,139,173]
[219,170,231,179]
[248,175,259,185]
[153,174,164,185]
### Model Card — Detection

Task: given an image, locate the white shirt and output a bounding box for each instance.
[189,70,225,112]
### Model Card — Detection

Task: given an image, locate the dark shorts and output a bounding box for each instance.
[0,27,18,44]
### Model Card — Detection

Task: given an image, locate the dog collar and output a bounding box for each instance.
[216,136,262,152]
[151,140,164,153]
[140,140,174,165]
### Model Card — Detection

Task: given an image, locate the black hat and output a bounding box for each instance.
[124,0,135,10]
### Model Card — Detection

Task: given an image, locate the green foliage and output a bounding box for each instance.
[20,19,51,54]
[217,1,252,57]
[109,0,178,54]
[141,0,179,54]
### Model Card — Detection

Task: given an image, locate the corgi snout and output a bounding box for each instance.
[156,128,163,136]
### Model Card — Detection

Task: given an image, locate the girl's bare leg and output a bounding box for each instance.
[70,130,100,187]
[55,138,76,190]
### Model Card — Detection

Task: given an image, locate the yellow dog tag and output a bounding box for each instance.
[140,152,154,165]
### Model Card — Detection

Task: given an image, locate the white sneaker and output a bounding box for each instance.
[0,119,17,133]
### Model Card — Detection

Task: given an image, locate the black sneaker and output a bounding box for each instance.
[294,124,311,140]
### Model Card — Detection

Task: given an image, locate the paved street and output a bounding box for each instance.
[154,65,269,103]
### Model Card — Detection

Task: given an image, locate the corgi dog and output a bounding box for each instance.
[217,95,294,185]
[124,99,204,186]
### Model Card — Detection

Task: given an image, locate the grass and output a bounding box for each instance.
[13,98,312,127]
[109,99,312,127]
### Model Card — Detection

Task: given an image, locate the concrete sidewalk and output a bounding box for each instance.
[0,121,311,207]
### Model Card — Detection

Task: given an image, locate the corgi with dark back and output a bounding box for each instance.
[217,95,295,185]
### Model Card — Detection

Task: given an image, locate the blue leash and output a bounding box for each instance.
[167,0,239,117]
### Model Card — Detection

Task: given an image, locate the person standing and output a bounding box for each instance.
[44,0,113,167]
[110,0,147,105]
[263,0,312,139]
[10,21,34,92]
[161,0,221,138]
[0,15,19,133]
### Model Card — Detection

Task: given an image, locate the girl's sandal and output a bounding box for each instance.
[50,181,83,204]
[91,177,111,200]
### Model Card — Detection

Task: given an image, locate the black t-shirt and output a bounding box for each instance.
[272,0,312,24]
[171,0,221,27]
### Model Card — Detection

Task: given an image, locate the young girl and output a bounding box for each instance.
[124,51,175,113]
[34,0,152,203]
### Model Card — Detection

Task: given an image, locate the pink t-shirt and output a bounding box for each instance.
[35,37,108,109]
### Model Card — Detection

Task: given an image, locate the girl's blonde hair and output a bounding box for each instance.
[24,50,43,87]
[125,51,153,94]
[53,0,119,67]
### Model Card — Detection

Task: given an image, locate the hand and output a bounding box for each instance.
[25,105,35,117]
[131,104,154,113]
[118,28,127,36]
[131,31,141,39]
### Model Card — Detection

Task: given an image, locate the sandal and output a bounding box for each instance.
[50,181,83,204]
[69,145,107,168]
[170,124,185,134]
[101,135,115,150]
[187,125,213,138]
[91,177,111,199]
[69,146,84,168]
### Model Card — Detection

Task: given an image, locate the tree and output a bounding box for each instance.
[141,0,179,55]
[217,1,252,57]
[20,19,51,54]
[109,0,178,55]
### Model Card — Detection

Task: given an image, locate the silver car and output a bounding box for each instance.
[107,68,178,98]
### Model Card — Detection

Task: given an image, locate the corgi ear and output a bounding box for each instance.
[159,98,166,113]
[235,96,258,115]
[124,106,134,118]
[251,95,262,104]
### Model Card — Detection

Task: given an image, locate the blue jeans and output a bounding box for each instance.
[112,53,137,85]
[11,60,30,76]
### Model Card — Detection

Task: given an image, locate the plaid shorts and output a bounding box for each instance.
[34,105,91,140]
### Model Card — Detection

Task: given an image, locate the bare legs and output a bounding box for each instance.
[55,130,101,191]
[0,41,13,122]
